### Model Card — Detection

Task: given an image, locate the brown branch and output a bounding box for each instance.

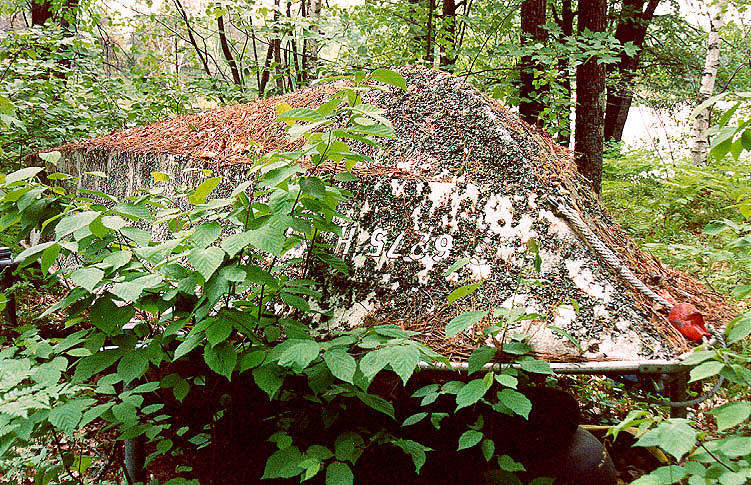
[218,14,243,86]
[173,0,212,77]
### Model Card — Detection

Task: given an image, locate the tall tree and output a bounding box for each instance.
[690,4,725,165]
[30,0,52,26]
[302,0,321,79]
[574,0,607,194]
[519,0,548,128]
[440,0,457,68]
[603,0,660,142]
[218,15,243,87]
[550,0,575,145]
[426,0,436,62]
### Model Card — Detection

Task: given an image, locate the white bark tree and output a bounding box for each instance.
[690,2,725,165]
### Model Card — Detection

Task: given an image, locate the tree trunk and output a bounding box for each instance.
[426,0,435,62]
[259,42,275,97]
[218,15,243,87]
[603,0,660,142]
[303,0,321,80]
[690,7,724,165]
[440,0,456,68]
[574,0,607,194]
[30,0,52,25]
[174,0,212,78]
[551,0,574,145]
[519,0,548,128]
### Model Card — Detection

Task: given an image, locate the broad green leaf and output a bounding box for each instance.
[253,364,285,398]
[111,273,163,301]
[38,243,59,273]
[334,172,358,182]
[494,373,518,389]
[467,346,496,375]
[278,339,321,369]
[412,384,440,398]
[248,214,293,257]
[73,349,123,382]
[635,419,697,460]
[276,107,324,123]
[481,439,495,461]
[221,231,254,258]
[728,311,751,345]
[359,347,390,378]
[205,317,233,346]
[204,341,237,380]
[323,349,356,383]
[49,398,96,436]
[497,454,525,472]
[69,267,104,292]
[161,373,190,402]
[703,220,729,235]
[189,177,222,204]
[188,247,225,281]
[39,152,61,165]
[387,344,420,385]
[90,298,134,334]
[402,412,428,426]
[391,439,429,473]
[5,166,44,184]
[457,430,483,450]
[117,350,149,384]
[56,211,100,239]
[190,222,222,248]
[173,333,202,361]
[689,360,724,383]
[113,203,150,221]
[497,389,532,418]
[720,436,751,457]
[102,251,132,271]
[370,68,407,90]
[518,357,553,375]
[355,391,395,419]
[445,310,487,338]
[448,282,483,304]
[16,241,57,263]
[307,445,334,461]
[680,350,716,366]
[455,378,490,411]
[334,432,363,463]
[239,350,266,372]
[281,292,310,312]
[136,239,180,265]
[709,402,751,431]
[325,462,353,485]
[262,446,304,479]
[300,176,326,199]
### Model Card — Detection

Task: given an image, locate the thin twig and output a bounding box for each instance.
[92,440,120,483]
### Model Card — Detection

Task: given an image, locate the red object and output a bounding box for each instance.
[669,303,710,342]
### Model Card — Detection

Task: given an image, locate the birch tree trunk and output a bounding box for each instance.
[690,4,725,165]
[303,0,321,80]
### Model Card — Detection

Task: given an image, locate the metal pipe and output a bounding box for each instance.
[418,358,687,375]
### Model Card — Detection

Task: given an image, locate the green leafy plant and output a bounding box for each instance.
[0,68,567,483]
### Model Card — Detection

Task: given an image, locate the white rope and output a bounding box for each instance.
[549,196,676,308]
[549,196,728,407]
